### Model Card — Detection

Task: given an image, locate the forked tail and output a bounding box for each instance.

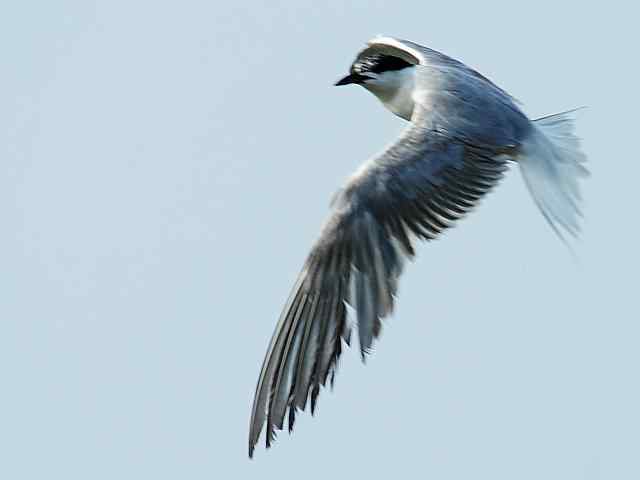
[518,109,589,244]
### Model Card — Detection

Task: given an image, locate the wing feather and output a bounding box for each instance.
[248,43,531,457]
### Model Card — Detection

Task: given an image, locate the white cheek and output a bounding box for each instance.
[378,70,409,87]
[363,75,384,86]
[364,73,395,89]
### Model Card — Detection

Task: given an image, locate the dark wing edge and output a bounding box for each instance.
[247,127,511,458]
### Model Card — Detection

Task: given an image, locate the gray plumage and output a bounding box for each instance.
[248,37,588,458]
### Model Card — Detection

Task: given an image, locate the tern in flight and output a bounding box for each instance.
[248,37,588,458]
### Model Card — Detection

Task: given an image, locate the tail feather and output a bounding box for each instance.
[518,109,589,245]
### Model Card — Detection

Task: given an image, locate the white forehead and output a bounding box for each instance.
[363,36,424,65]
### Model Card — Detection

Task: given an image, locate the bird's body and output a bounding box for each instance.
[248,37,588,458]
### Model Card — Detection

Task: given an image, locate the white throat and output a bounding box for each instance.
[363,67,417,121]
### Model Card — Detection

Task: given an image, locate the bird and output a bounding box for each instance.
[248,36,588,458]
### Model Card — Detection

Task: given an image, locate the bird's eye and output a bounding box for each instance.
[371,56,412,73]
[355,55,412,75]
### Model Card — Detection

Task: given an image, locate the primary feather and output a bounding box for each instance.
[247,36,587,457]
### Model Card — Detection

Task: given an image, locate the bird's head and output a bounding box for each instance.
[335,42,420,121]
[335,53,414,90]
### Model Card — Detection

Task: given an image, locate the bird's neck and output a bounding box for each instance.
[364,67,416,121]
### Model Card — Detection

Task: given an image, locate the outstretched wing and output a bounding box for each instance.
[248,62,530,457]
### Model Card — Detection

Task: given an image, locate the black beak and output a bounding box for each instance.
[334,73,368,86]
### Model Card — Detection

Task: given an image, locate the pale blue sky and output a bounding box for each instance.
[1,1,638,479]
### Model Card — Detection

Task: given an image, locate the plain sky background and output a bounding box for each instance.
[2,1,639,479]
